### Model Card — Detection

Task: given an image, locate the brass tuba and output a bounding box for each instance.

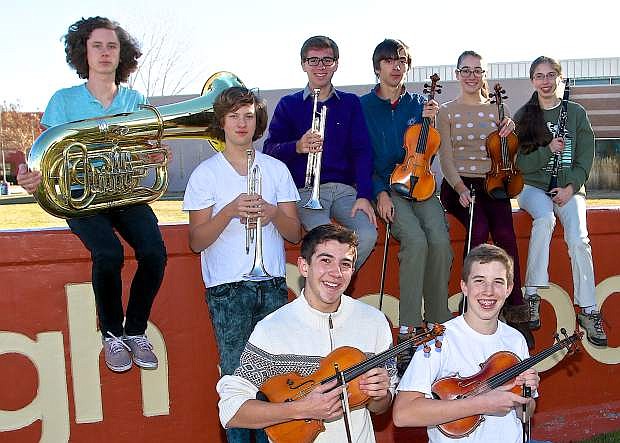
[27,71,244,218]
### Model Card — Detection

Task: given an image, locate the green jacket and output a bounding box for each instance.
[515,100,594,195]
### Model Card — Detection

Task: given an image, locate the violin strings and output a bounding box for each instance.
[320,330,441,386]
[466,336,576,396]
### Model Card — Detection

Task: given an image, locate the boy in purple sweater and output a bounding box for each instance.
[263,35,377,269]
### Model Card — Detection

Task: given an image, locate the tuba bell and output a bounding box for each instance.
[27,71,244,218]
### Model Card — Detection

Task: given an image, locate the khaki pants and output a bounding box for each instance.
[392,194,453,326]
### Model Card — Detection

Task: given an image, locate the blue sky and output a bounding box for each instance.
[1,0,615,111]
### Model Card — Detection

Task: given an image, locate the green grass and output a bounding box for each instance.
[1,198,618,231]
[0,200,186,230]
[579,431,620,442]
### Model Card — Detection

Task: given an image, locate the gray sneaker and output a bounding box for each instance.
[527,293,541,330]
[396,327,426,377]
[103,333,132,372]
[123,334,158,369]
[577,310,608,346]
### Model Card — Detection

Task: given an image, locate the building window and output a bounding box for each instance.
[589,139,620,191]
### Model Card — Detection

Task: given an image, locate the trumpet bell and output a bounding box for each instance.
[303,196,323,210]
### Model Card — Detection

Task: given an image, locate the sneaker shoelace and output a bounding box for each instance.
[528,296,539,316]
[590,312,606,335]
[128,335,153,351]
[106,331,131,354]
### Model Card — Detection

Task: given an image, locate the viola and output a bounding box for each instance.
[390,73,441,201]
[257,324,445,443]
[484,83,523,199]
[432,329,582,439]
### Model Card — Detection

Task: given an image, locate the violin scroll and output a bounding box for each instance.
[554,328,583,355]
[489,83,507,105]
[423,73,442,98]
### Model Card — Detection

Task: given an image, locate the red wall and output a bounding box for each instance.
[1,208,618,442]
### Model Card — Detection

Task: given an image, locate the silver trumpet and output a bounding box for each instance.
[303,88,326,210]
[243,150,272,281]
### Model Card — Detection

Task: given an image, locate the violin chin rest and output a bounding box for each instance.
[256,391,269,402]
[390,183,412,199]
[488,188,508,200]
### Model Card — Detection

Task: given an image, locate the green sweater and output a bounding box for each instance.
[515,100,594,195]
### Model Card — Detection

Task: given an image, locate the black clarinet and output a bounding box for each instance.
[547,79,570,196]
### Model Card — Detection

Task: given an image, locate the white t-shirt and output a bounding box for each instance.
[183,150,299,288]
[397,316,531,443]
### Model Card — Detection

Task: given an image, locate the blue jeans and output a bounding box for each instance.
[207,277,287,443]
[67,204,167,337]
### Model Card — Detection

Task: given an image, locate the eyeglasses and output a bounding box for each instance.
[457,67,485,78]
[533,72,559,81]
[382,57,409,67]
[304,56,337,67]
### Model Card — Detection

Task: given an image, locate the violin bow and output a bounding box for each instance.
[335,364,353,443]
[462,185,476,315]
[523,384,532,443]
[378,221,391,312]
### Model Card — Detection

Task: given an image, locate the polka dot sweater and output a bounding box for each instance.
[437,99,509,188]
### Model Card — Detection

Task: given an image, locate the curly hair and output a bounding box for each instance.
[64,16,142,84]
[208,87,268,143]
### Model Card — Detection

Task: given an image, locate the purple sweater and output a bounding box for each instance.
[262,88,374,200]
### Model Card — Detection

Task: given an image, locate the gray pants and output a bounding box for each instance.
[297,182,377,269]
[517,184,596,307]
[392,195,453,326]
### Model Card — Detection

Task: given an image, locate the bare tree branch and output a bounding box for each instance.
[129,22,207,98]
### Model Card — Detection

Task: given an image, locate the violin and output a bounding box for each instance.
[257,324,445,443]
[390,73,441,201]
[432,329,582,439]
[484,83,523,199]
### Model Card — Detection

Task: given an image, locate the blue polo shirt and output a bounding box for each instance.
[41,83,147,128]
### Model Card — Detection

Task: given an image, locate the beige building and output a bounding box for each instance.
[153,57,620,194]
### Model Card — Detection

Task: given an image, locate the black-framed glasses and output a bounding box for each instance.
[456,67,485,78]
[304,56,337,67]
[533,72,559,81]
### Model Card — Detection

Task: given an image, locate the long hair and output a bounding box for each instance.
[456,50,489,99]
[515,56,563,154]
[64,16,142,85]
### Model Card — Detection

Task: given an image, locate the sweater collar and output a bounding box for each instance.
[298,289,352,329]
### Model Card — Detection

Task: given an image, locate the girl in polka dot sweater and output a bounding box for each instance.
[437,50,535,349]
